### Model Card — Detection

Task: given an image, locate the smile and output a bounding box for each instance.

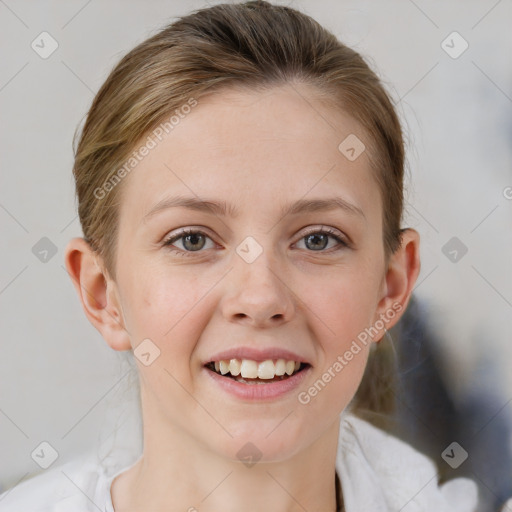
[205,358,310,384]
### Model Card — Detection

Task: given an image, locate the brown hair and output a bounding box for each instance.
[72,0,406,421]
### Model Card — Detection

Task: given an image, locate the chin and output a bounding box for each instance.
[208,420,310,464]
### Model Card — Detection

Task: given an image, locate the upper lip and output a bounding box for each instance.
[205,346,311,365]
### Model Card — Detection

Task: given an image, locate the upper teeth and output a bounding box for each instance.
[213,359,301,379]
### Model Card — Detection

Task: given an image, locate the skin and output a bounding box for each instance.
[65,83,420,512]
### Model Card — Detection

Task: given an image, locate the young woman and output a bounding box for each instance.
[0,2,482,511]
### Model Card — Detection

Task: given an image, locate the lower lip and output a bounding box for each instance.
[203,365,312,401]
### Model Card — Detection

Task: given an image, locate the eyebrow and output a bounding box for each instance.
[142,195,366,222]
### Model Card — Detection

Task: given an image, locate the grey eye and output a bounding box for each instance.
[304,233,329,251]
[182,233,207,251]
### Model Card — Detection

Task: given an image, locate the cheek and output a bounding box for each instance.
[296,343,370,437]
[122,268,214,409]
[300,264,382,347]
[121,264,209,355]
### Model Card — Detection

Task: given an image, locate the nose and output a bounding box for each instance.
[220,249,295,328]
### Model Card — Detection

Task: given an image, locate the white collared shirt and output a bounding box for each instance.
[0,414,481,511]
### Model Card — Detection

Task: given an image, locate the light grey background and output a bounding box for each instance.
[1,0,511,497]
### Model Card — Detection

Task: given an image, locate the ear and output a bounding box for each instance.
[64,237,131,351]
[372,228,421,341]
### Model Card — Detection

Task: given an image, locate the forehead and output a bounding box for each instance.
[118,83,380,225]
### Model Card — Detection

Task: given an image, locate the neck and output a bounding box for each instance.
[111,394,341,512]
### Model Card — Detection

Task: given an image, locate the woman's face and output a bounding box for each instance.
[110,84,397,461]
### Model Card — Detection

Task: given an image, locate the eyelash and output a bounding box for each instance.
[162,227,349,257]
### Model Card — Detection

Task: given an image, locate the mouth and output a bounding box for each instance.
[204,358,310,384]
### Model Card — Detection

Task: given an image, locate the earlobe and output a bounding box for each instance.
[64,237,132,351]
[373,228,421,340]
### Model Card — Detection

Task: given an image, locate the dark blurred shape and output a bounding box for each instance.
[389,295,512,512]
